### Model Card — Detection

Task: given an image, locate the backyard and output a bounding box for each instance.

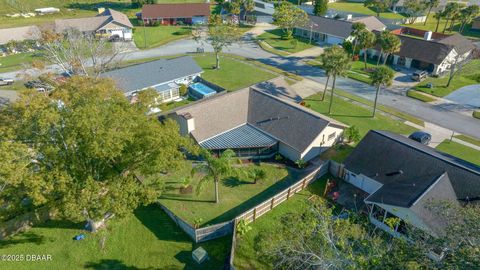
[133,25,192,49]
[256,29,315,55]
[233,175,329,269]
[328,1,406,20]
[413,60,480,97]
[160,161,304,226]
[0,205,231,270]
[436,140,480,166]
[404,15,480,40]
[0,52,44,73]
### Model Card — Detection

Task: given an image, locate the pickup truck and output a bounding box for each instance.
[0,78,14,86]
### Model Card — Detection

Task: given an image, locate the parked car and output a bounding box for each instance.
[108,34,120,42]
[24,80,54,92]
[411,70,428,82]
[0,78,14,86]
[409,131,432,145]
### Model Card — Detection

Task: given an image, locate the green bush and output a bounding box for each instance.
[407,90,436,103]
[473,111,480,119]
[179,84,188,96]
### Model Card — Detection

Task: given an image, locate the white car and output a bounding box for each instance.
[0,78,14,86]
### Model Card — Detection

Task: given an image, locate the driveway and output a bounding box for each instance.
[444,84,480,109]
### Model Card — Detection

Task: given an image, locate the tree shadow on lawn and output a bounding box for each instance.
[66,2,136,13]
[84,259,156,270]
[222,176,251,188]
[133,205,192,242]
[0,231,46,248]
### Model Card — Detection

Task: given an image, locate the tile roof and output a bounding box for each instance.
[141,3,211,19]
[301,15,386,38]
[199,124,277,149]
[0,25,41,45]
[99,56,203,93]
[344,130,480,207]
[174,87,346,153]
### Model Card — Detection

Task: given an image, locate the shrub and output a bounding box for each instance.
[179,84,188,96]
[295,159,307,169]
[344,126,360,143]
[236,219,252,237]
[473,111,480,119]
[275,153,284,161]
[193,218,203,229]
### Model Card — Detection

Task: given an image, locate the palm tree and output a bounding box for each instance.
[382,34,401,65]
[433,10,444,32]
[375,30,389,66]
[248,168,266,184]
[320,46,350,114]
[357,29,376,69]
[350,22,366,56]
[443,3,460,33]
[370,66,394,117]
[424,0,440,26]
[229,0,242,25]
[243,0,255,22]
[448,5,462,32]
[459,5,480,33]
[192,149,236,203]
[318,53,333,101]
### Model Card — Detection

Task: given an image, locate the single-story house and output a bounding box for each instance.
[0,25,41,46]
[55,8,133,40]
[99,56,203,103]
[140,3,210,25]
[364,30,475,75]
[472,16,480,30]
[169,86,347,161]
[294,15,386,45]
[342,130,480,237]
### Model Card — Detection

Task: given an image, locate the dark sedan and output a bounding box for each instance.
[408,131,432,145]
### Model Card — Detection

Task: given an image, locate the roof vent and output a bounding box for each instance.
[385,170,403,176]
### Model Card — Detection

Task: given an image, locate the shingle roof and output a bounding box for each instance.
[55,8,132,33]
[301,15,386,38]
[99,56,203,93]
[345,130,480,207]
[438,33,476,55]
[141,3,211,19]
[199,124,277,149]
[0,25,41,45]
[174,87,346,153]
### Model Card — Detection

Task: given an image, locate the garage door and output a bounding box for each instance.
[326,36,344,45]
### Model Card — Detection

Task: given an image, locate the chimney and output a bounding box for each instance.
[346,14,352,21]
[180,113,195,135]
[424,31,432,41]
[98,7,105,14]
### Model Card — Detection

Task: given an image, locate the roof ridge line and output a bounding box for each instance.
[372,130,480,176]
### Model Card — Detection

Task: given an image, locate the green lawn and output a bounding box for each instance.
[257,28,315,54]
[193,54,276,91]
[160,161,303,226]
[407,90,436,102]
[413,60,480,97]
[454,135,480,147]
[133,25,192,49]
[0,205,230,270]
[403,15,480,40]
[436,140,480,166]
[0,52,44,73]
[233,175,329,269]
[329,1,406,19]
[304,93,417,138]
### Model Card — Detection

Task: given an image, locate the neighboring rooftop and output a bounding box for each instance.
[55,8,133,33]
[344,130,480,207]
[0,25,41,45]
[173,87,346,153]
[301,15,386,38]
[141,3,211,19]
[99,56,203,93]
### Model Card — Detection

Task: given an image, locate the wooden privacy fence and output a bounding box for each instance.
[160,161,330,244]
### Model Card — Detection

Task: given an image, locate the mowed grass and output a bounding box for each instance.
[193,54,276,91]
[257,28,314,54]
[328,1,406,19]
[233,175,329,269]
[0,205,230,270]
[0,52,44,73]
[413,60,480,97]
[160,161,303,226]
[304,93,417,138]
[133,25,192,49]
[436,140,480,166]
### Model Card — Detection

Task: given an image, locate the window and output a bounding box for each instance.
[171,88,179,99]
[328,132,336,141]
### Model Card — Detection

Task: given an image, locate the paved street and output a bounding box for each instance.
[1,36,479,139]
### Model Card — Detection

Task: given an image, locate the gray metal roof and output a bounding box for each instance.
[99,56,203,93]
[344,130,480,207]
[299,15,386,39]
[199,124,277,150]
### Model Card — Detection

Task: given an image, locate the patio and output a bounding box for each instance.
[328,178,369,214]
